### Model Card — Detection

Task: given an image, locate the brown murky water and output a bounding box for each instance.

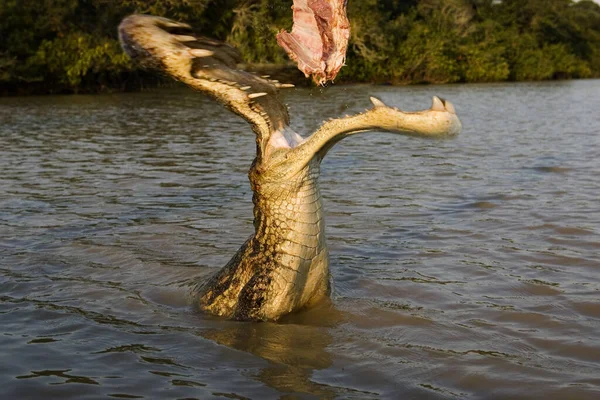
[1,81,599,399]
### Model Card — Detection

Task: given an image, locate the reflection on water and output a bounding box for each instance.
[203,302,341,399]
[1,81,600,399]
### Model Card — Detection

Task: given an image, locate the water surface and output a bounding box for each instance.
[1,81,599,399]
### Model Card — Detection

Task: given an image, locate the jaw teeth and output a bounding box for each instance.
[431,96,457,113]
[367,95,457,114]
[159,20,191,29]
[175,35,197,42]
[431,96,445,111]
[444,99,456,114]
[189,49,214,57]
[248,92,268,99]
[369,97,386,108]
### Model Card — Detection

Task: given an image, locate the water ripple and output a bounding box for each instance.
[1,82,600,398]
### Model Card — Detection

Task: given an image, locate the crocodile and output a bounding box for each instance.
[118,14,462,321]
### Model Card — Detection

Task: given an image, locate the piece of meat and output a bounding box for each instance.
[276,0,350,85]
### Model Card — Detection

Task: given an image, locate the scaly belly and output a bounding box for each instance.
[196,168,330,321]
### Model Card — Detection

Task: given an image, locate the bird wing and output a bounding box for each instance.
[118,14,293,152]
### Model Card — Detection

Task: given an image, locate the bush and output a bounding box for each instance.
[0,0,599,94]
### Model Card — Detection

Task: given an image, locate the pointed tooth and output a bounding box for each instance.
[248,92,268,99]
[278,83,295,88]
[159,20,191,29]
[261,75,270,78]
[431,96,445,111]
[189,49,214,57]
[174,35,197,42]
[444,99,456,114]
[240,86,251,90]
[370,96,386,108]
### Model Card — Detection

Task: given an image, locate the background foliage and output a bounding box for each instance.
[1,0,599,94]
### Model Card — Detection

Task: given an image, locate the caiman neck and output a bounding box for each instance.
[198,158,329,321]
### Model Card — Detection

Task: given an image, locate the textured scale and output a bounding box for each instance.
[198,159,329,320]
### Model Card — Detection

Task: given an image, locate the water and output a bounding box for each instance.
[1,81,599,399]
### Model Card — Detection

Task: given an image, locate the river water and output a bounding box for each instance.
[1,81,599,399]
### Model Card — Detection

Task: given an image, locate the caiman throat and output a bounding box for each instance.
[119,14,462,321]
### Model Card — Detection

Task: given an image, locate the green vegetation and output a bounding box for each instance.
[1,0,599,94]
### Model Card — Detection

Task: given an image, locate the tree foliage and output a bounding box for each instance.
[1,0,599,94]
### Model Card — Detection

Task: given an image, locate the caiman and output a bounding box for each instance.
[118,11,462,321]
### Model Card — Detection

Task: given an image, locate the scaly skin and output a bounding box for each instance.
[198,159,329,320]
[118,14,462,321]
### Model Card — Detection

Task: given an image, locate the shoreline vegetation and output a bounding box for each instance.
[1,0,599,96]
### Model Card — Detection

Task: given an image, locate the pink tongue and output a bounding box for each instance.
[276,0,350,85]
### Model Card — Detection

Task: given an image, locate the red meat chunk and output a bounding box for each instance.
[276,0,350,84]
